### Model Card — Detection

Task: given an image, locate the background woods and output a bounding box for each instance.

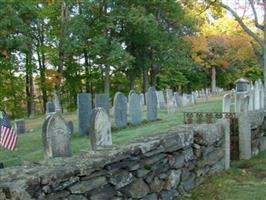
[0,0,262,118]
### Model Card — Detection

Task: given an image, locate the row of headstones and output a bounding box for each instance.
[78,87,158,135]
[156,89,197,113]
[42,106,136,158]
[223,79,264,112]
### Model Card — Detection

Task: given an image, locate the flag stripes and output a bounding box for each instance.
[0,114,17,151]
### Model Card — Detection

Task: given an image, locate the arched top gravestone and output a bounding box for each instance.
[129,93,142,125]
[42,112,71,158]
[113,92,127,128]
[147,87,157,121]
[90,108,112,150]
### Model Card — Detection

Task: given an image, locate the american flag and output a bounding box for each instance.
[0,112,17,151]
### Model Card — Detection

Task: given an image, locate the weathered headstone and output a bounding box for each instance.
[254,81,260,110]
[222,93,231,112]
[147,87,157,121]
[174,92,182,108]
[156,90,165,109]
[166,89,175,113]
[248,83,255,111]
[46,101,55,114]
[113,92,127,128]
[129,93,142,125]
[140,93,145,106]
[67,121,74,135]
[42,112,71,158]
[53,91,62,113]
[90,108,112,150]
[77,93,92,135]
[95,93,109,115]
[14,119,26,134]
[182,94,189,107]
[258,79,264,109]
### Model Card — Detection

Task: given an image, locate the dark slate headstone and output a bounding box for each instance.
[95,93,109,115]
[147,87,157,121]
[90,108,112,150]
[42,112,71,158]
[113,92,127,128]
[15,119,26,134]
[129,93,142,125]
[77,93,92,135]
[46,101,55,113]
[67,121,74,135]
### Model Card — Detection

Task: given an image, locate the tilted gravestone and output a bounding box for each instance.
[129,93,142,125]
[46,101,55,114]
[77,93,92,135]
[42,112,71,158]
[90,108,112,150]
[147,87,157,121]
[95,93,109,115]
[113,92,127,128]
[156,91,165,109]
[14,119,26,134]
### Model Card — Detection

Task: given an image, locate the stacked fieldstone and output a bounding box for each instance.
[0,121,228,200]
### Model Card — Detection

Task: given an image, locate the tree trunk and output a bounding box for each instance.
[36,49,47,113]
[25,52,34,117]
[84,50,91,93]
[211,66,216,93]
[104,65,110,99]
[150,65,157,87]
[142,68,148,94]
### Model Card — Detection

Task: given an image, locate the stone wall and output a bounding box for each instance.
[249,111,266,156]
[0,120,229,200]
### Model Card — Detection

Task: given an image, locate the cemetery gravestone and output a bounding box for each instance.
[254,81,260,110]
[53,91,62,113]
[182,94,188,107]
[222,93,231,112]
[174,92,182,108]
[140,93,145,106]
[166,89,175,113]
[90,108,112,150]
[129,93,142,125]
[14,119,26,134]
[258,80,264,109]
[46,101,55,114]
[77,93,92,135]
[156,90,165,109]
[95,93,109,115]
[42,112,71,158]
[113,92,127,128]
[248,84,255,111]
[147,87,157,121]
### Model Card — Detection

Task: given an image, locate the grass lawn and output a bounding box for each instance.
[0,99,222,167]
[179,150,266,200]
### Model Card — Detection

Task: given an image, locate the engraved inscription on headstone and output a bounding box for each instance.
[42,113,71,158]
[90,108,112,150]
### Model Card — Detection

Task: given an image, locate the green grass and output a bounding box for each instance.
[0,100,222,167]
[178,151,266,200]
